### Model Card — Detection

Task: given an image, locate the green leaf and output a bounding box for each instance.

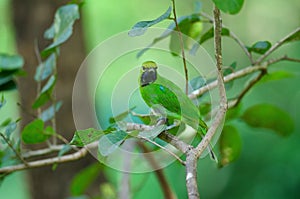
[58,144,72,157]
[212,0,244,14]
[70,163,102,196]
[40,101,63,122]
[248,41,272,54]
[42,4,80,56]
[283,28,300,43]
[225,103,242,121]
[70,128,105,147]
[219,125,242,167]
[0,118,11,128]
[109,107,136,124]
[260,71,294,83]
[4,121,17,138]
[0,70,17,86]
[98,130,128,156]
[32,75,56,109]
[199,27,230,44]
[199,102,211,116]
[0,54,24,71]
[21,119,54,144]
[241,104,294,136]
[169,14,202,55]
[34,53,57,81]
[100,183,117,199]
[0,80,16,91]
[189,76,207,91]
[0,95,5,109]
[137,14,201,57]
[128,6,171,36]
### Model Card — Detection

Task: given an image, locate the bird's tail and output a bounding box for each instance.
[198,121,218,163]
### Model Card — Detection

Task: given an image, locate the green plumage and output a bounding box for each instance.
[138,61,216,161]
[139,61,207,135]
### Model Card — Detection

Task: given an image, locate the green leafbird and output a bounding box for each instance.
[139,60,216,161]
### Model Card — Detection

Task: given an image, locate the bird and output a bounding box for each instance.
[138,60,216,161]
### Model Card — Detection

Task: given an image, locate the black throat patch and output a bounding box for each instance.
[141,68,157,87]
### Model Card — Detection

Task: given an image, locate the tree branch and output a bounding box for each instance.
[255,27,300,64]
[185,150,199,199]
[231,69,266,108]
[0,146,88,174]
[195,6,227,158]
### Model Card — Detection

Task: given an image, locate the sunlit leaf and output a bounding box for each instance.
[0,54,24,70]
[98,130,128,156]
[32,75,56,109]
[35,53,57,81]
[100,183,117,199]
[40,101,63,122]
[260,71,294,83]
[128,6,171,36]
[248,41,272,54]
[241,104,294,136]
[219,125,242,167]
[42,4,80,56]
[21,119,54,144]
[70,163,102,196]
[70,128,105,147]
[212,0,244,14]
[0,118,11,128]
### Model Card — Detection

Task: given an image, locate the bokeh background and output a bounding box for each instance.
[0,0,300,198]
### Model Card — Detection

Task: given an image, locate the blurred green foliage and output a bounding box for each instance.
[81,0,300,199]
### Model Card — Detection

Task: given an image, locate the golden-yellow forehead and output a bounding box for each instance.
[142,61,157,69]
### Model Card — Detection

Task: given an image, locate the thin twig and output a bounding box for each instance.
[0,147,88,174]
[0,133,28,166]
[158,131,191,154]
[189,65,265,99]
[22,144,65,159]
[267,55,300,65]
[255,27,300,64]
[232,69,266,108]
[195,6,227,158]
[171,0,189,94]
[229,31,254,64]
[137,135,186,166]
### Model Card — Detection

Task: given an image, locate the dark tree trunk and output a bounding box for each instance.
[12,1,98,198]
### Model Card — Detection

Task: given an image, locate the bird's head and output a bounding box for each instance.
[139,61,158,87]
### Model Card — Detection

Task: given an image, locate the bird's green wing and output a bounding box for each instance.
[140,83,181,119]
